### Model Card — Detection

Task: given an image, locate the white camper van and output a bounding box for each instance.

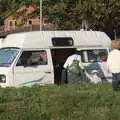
[0,30,112,87]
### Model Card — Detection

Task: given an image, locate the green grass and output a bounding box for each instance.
[0,83,120,120]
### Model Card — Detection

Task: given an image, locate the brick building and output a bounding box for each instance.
[3,4,55,32]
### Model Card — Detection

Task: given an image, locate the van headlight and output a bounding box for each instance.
[0,75,6,83]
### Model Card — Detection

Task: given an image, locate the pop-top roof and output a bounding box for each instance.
[3,30,111,49]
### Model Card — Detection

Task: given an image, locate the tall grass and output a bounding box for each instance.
[0,83,120,120]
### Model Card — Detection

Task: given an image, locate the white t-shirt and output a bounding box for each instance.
[107,49,120,73]
[63,54,83,69]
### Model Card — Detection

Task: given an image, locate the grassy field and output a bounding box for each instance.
[0,83,120,120]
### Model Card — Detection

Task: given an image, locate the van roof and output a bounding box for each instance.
[3,30,111,49]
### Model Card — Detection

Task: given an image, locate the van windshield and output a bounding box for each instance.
[0,48,19,67]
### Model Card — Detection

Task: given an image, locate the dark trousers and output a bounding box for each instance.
[61,69,68,84]
[112,73,120,91]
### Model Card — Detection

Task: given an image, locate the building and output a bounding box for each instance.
[0,3,55,36]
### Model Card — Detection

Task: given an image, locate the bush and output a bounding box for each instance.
[0,83,120,120]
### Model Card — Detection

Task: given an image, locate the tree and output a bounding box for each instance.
[42,0,120,38]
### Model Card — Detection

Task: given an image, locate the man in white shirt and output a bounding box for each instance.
[107,49,120,90]
[63,54,84,69]
[63,53,85,83]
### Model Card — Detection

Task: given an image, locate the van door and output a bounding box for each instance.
[13,49,54,86]
[80,49,112,83]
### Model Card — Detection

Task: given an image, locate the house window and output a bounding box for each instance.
[15,21,17,26]
[9,20,16,26]
[8,20,16,30]
[27,20,32,25]
[10,21,13,26]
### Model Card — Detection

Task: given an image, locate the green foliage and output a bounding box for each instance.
[42,0,120,32]
[0,86,42,120]
[0,84,120,120]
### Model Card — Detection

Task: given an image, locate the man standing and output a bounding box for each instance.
[63,52,85,83]
[107,49,120,90]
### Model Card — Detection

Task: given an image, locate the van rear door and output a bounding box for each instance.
[13,49,54,86]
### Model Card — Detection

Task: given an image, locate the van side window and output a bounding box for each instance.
[79,49,108,63]
[16,50,48,66]
[87,49,108,62]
